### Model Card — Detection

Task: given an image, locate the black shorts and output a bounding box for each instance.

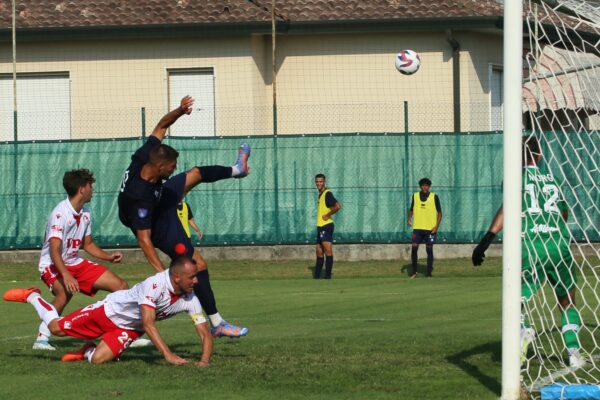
[316,224,334,243]
[412,229,436,245]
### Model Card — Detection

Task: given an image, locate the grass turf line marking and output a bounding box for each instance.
[0,335,33,342]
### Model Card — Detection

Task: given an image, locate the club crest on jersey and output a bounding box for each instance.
[138,208,149,218]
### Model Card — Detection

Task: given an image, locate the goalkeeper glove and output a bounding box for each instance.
[472,231,496,266]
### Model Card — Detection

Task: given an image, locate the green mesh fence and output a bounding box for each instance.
[0,132,596,250]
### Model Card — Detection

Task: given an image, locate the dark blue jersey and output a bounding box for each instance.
[118,136,164,231]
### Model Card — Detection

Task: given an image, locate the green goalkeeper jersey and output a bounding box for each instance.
[522,165,570,242]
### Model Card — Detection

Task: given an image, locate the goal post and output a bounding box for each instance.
[505,0,600,398]
[502,0,524,398]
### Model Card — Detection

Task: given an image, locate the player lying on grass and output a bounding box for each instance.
[117,95,250,338]
[3,257,212,366]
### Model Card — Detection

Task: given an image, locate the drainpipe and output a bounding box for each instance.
[446,30,461,132]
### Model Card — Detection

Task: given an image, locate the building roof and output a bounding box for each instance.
[0,0,504,30]
[523,46,600,112]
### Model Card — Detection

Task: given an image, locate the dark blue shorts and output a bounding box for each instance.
[316,224,334,243]
[152,172,194,260]
[160,172,187,209]
[412,229,436,245]
[153,227,194,260]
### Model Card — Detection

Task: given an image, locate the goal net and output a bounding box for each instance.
[520,0,600,395]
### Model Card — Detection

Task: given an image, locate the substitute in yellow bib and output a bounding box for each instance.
[176,200,203,240]
[314,174,341,279]
[407,177,442,278]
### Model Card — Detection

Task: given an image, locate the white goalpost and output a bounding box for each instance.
[503,0,524,399]
[504,0,600,398]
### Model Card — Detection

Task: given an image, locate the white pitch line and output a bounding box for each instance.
[288,292,406,296]
[0,335,32,342]
[309,317,387,322]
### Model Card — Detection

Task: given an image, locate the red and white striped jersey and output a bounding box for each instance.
[104,270,206,331]
[38,199,92,271]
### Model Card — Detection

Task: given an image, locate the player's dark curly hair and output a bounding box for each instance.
[149,144,179,164]
[419,177,432,186]
[63,169,95,197]
[315,173,326,180]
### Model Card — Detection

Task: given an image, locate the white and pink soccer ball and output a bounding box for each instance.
[395,50,421,75]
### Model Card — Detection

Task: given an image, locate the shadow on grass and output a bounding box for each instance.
[400,263,429,277]
[446,341,502,397]
[307,265,332,279]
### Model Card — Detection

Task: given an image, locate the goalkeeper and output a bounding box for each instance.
[472,135,585,369]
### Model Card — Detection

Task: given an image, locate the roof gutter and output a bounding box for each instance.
[0,17,502,43]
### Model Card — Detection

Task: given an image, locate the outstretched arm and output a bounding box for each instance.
[189,218,203,240]
[136,229,166,272]
[432,211,443,234]
[151,96,194,142]
[193,322,213,367]
[141,305,187,365]
[83,235,123,263]
[472,206,504,266]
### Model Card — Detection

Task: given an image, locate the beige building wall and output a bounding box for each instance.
[0,36,271,139]
[456,32,503,132]
[274,32,456,134]
[0,29,504,139]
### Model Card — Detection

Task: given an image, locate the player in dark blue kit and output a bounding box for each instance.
[118,95,250,337]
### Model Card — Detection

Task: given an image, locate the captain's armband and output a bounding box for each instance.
[191,313,207,325]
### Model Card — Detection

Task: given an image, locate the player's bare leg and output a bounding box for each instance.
[191,249,248,338]
[92,270,128,292]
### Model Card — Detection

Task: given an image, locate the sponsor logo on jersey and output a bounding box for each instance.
[529,224,559,234]
[138,208,149,218]
[71,312,90,322]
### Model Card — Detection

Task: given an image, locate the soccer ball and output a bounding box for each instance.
[395,50,421,75]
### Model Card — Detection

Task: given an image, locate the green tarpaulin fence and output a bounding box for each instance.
[0,131,596,250]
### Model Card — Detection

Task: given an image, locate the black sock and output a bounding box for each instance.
[197,166,232,183]
[193,269,218,315]
[426,246,434,276]
[411,247,418,275]
[314,257,324,279]
[325,255,333,278]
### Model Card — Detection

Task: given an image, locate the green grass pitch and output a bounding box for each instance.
[0,258,505,399]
